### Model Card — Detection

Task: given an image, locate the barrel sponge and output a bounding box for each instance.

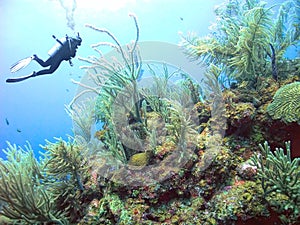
[267,82,300,124]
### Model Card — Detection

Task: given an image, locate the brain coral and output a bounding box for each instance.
[267,82,300,124]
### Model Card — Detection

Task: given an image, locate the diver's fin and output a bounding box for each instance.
[6,73,36,83]
[10,56,33,73]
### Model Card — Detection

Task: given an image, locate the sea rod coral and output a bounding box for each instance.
[0,142,67,224]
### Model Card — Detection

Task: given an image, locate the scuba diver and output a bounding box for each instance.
[6,33,82,83]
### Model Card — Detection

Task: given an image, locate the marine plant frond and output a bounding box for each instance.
[272,1,291,45]
[203,65,227,137]
[102,122,127,164]
[182,0,300,88]
[128,12,139,53]
[42,137,89,185]
[0,141,67,224]
[214,0,242,18]
[85,25,127,62]
[85,13,139,75]
[203,64,223,96]
[243,0,262,10]
[229,5,273,79]
[145,63,179,98]
[271,0,300,59]
[74,15,145,130]
[66,97,96,143]
[215,17,240,45]
[179,32,202,61]
[181,32,233,66]
[41,137,92,222]
[166,100,199,149]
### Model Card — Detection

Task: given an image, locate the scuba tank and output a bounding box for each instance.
[47,34,81,57]
[47,37,68,56]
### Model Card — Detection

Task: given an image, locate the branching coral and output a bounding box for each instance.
[71,14,143,164]
[166,100,199,150]
[73,13,142,124]
[0,142,67,224]
[267,81,300,124]
[181,0,300,86]
[140,64,180,123]
[251,141,300,224]
[203,65,227,137]
[41,137,93,223]
[140,63,199,123]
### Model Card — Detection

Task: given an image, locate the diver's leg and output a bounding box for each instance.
[6,65,58,82]
[34,60,61,76]
[33,55,53,67]
[7,59,62,82]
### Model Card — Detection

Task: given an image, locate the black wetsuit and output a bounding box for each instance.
[6,35,81,83]
[33,37,78,76]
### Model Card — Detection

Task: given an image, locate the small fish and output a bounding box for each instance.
[179,17,183,21]
[17,129,21,133]
[5,118,9,125]
[66,89,70,92]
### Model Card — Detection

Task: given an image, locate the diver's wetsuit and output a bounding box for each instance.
[6,34,81,83]
[33,54,64,76]
[33,36,79,76]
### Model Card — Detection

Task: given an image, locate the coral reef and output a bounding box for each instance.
[1,1,300,224]
[73,13,202,183]
[267,81,300,124]
[226,102,256,136]
[209,181,267,223]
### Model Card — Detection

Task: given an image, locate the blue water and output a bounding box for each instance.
[0,0,221,158]
[0,0,288,159]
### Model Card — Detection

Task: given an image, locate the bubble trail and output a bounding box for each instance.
[58,0,77,31]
